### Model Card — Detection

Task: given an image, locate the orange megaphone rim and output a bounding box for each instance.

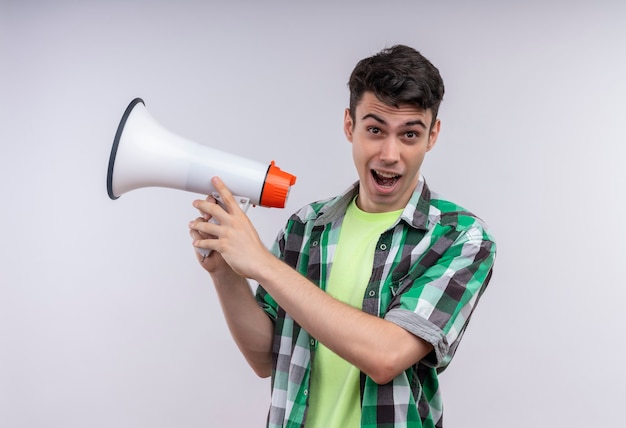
[260,161,297,208]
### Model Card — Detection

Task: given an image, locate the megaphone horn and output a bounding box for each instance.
[106,98,296,207]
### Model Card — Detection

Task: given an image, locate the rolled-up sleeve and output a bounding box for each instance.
[385,221,496,368]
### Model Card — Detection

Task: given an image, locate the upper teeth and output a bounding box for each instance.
[375,170,398,178]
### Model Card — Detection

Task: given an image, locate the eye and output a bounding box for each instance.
[367,126,382,135]
[405,131,419,139]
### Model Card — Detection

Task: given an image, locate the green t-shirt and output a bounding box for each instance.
[305,198,402,427]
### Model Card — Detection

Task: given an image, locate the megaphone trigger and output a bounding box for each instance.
[210,192,252,214]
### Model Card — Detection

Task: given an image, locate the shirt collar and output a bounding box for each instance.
[314,175,431,231]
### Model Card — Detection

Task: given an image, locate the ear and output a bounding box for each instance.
[426,119,441,152]
[343,108,354,142]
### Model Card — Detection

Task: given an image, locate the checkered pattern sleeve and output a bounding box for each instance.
[255,229,286,321]
[384,211,496,368]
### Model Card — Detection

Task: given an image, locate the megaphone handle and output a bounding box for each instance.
[195,194,251,258]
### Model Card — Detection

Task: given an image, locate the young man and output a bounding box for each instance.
[189,45,496,428]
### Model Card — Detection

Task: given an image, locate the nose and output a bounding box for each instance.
[379,137,400,164]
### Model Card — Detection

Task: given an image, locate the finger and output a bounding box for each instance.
[198,194,218,219]
[189,218,220,238]
[210,176,239,213]
[190,229,219,253]
[193,197,222,221]
[189,222,208,240]
[189,218,220,243]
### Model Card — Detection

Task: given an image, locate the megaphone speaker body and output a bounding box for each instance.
[107,98,296,207]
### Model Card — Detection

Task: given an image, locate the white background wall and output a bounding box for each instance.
[2,1,625,426]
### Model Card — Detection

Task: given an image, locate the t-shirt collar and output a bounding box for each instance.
[315,175,431,231]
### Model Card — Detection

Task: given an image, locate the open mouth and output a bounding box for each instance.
[371,170,401,188]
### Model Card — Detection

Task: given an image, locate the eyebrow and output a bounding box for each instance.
[361,113,427,129]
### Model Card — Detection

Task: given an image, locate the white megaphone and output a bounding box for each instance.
[107,98,297,206]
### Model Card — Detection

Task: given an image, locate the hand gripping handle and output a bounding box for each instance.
[195,194,251,258]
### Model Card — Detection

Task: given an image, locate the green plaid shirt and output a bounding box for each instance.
[256,177,496,428]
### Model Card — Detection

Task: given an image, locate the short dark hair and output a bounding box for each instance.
[348,45,445,128]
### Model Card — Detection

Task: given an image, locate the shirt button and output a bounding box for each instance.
[379,243,387,250]
[368,290,376,297]
[304,389,308,396]
[311,240,319,247]
[310,339,315,346]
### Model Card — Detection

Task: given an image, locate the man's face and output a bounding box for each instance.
[344,92,440,213]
